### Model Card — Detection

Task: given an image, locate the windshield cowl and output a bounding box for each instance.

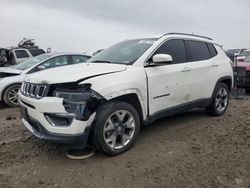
[90,60,131,65]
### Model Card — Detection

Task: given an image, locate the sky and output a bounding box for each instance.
[0,0,249,53]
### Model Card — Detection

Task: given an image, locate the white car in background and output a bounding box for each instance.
[0,53,91,107]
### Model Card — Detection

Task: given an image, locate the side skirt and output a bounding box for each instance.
[143,98,212,125]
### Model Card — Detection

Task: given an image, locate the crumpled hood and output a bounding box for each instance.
[0,67,22,77]
[25,63,127,84]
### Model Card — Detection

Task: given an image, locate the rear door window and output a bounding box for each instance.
[71,55,90,64]
[187,41,210,61]
[15,50,30,58]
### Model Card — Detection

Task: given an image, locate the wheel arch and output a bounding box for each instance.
[216,76,233,92]
[1,82,22,101]
[106,92,146,123]
[209,76,232,100]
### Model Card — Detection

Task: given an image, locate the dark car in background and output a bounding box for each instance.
[233,55,250,88]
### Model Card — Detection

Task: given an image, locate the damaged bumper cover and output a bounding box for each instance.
[22,117,91,145]
[19,83,103,145]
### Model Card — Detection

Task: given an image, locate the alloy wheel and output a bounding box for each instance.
[215,87,228,112]
[103,110,136,150]
[8,88,19,106]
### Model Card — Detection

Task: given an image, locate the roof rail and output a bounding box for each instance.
[163,32,213,41]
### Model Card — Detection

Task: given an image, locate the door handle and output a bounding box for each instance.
[181,67,191,72]
[211,63,219,67]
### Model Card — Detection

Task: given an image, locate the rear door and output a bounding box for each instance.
[145,39,192,115]
[185,40,219,101]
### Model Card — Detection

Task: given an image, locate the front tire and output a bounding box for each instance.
[206,83,229,116]
[3,84,21,107]
[91,101,140,156]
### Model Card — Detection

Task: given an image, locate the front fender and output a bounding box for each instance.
[104,88,147,119]
[79,67,148,120]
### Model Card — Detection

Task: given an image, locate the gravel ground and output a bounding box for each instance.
[0,97,250,188]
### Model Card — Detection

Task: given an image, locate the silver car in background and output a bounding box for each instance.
[0,52,91,107]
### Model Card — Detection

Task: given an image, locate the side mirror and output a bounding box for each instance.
[152,54,173,64]
[37,65,46,71]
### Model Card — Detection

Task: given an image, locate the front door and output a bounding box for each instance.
[145,39,192,115]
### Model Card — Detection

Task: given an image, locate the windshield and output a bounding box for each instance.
[244,55,250,62]
[239,50,250,57]
[89,38,157,64]
[13,54,52,70]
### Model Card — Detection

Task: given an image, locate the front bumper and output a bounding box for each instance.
[22,117,91,144]
[19,93,96,145]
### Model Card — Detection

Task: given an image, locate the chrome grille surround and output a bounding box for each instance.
[21,82,48,99]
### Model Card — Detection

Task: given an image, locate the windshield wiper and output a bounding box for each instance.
[91,60,112,64]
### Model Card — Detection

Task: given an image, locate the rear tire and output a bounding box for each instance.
[3,84,21,107]
[91,101,140,156]
[206,83,229,116]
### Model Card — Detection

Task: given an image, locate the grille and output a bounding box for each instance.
[21,82,48,99]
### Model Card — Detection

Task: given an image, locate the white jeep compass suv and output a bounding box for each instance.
[19,33,233,155]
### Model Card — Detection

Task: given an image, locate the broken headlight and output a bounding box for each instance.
[52,84,103,121]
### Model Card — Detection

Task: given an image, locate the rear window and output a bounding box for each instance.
[29,49,45,57]
[207,43,218,58]
[187,41,210,61]
[15,50,29,58]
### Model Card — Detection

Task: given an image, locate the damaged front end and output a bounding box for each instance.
[46,83,104,126]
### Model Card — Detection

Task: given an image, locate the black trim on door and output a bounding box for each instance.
[68,55,73,65]
[144,98,212,125]
[184,40,192,62]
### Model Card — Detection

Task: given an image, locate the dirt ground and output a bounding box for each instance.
[0,97,250,188]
